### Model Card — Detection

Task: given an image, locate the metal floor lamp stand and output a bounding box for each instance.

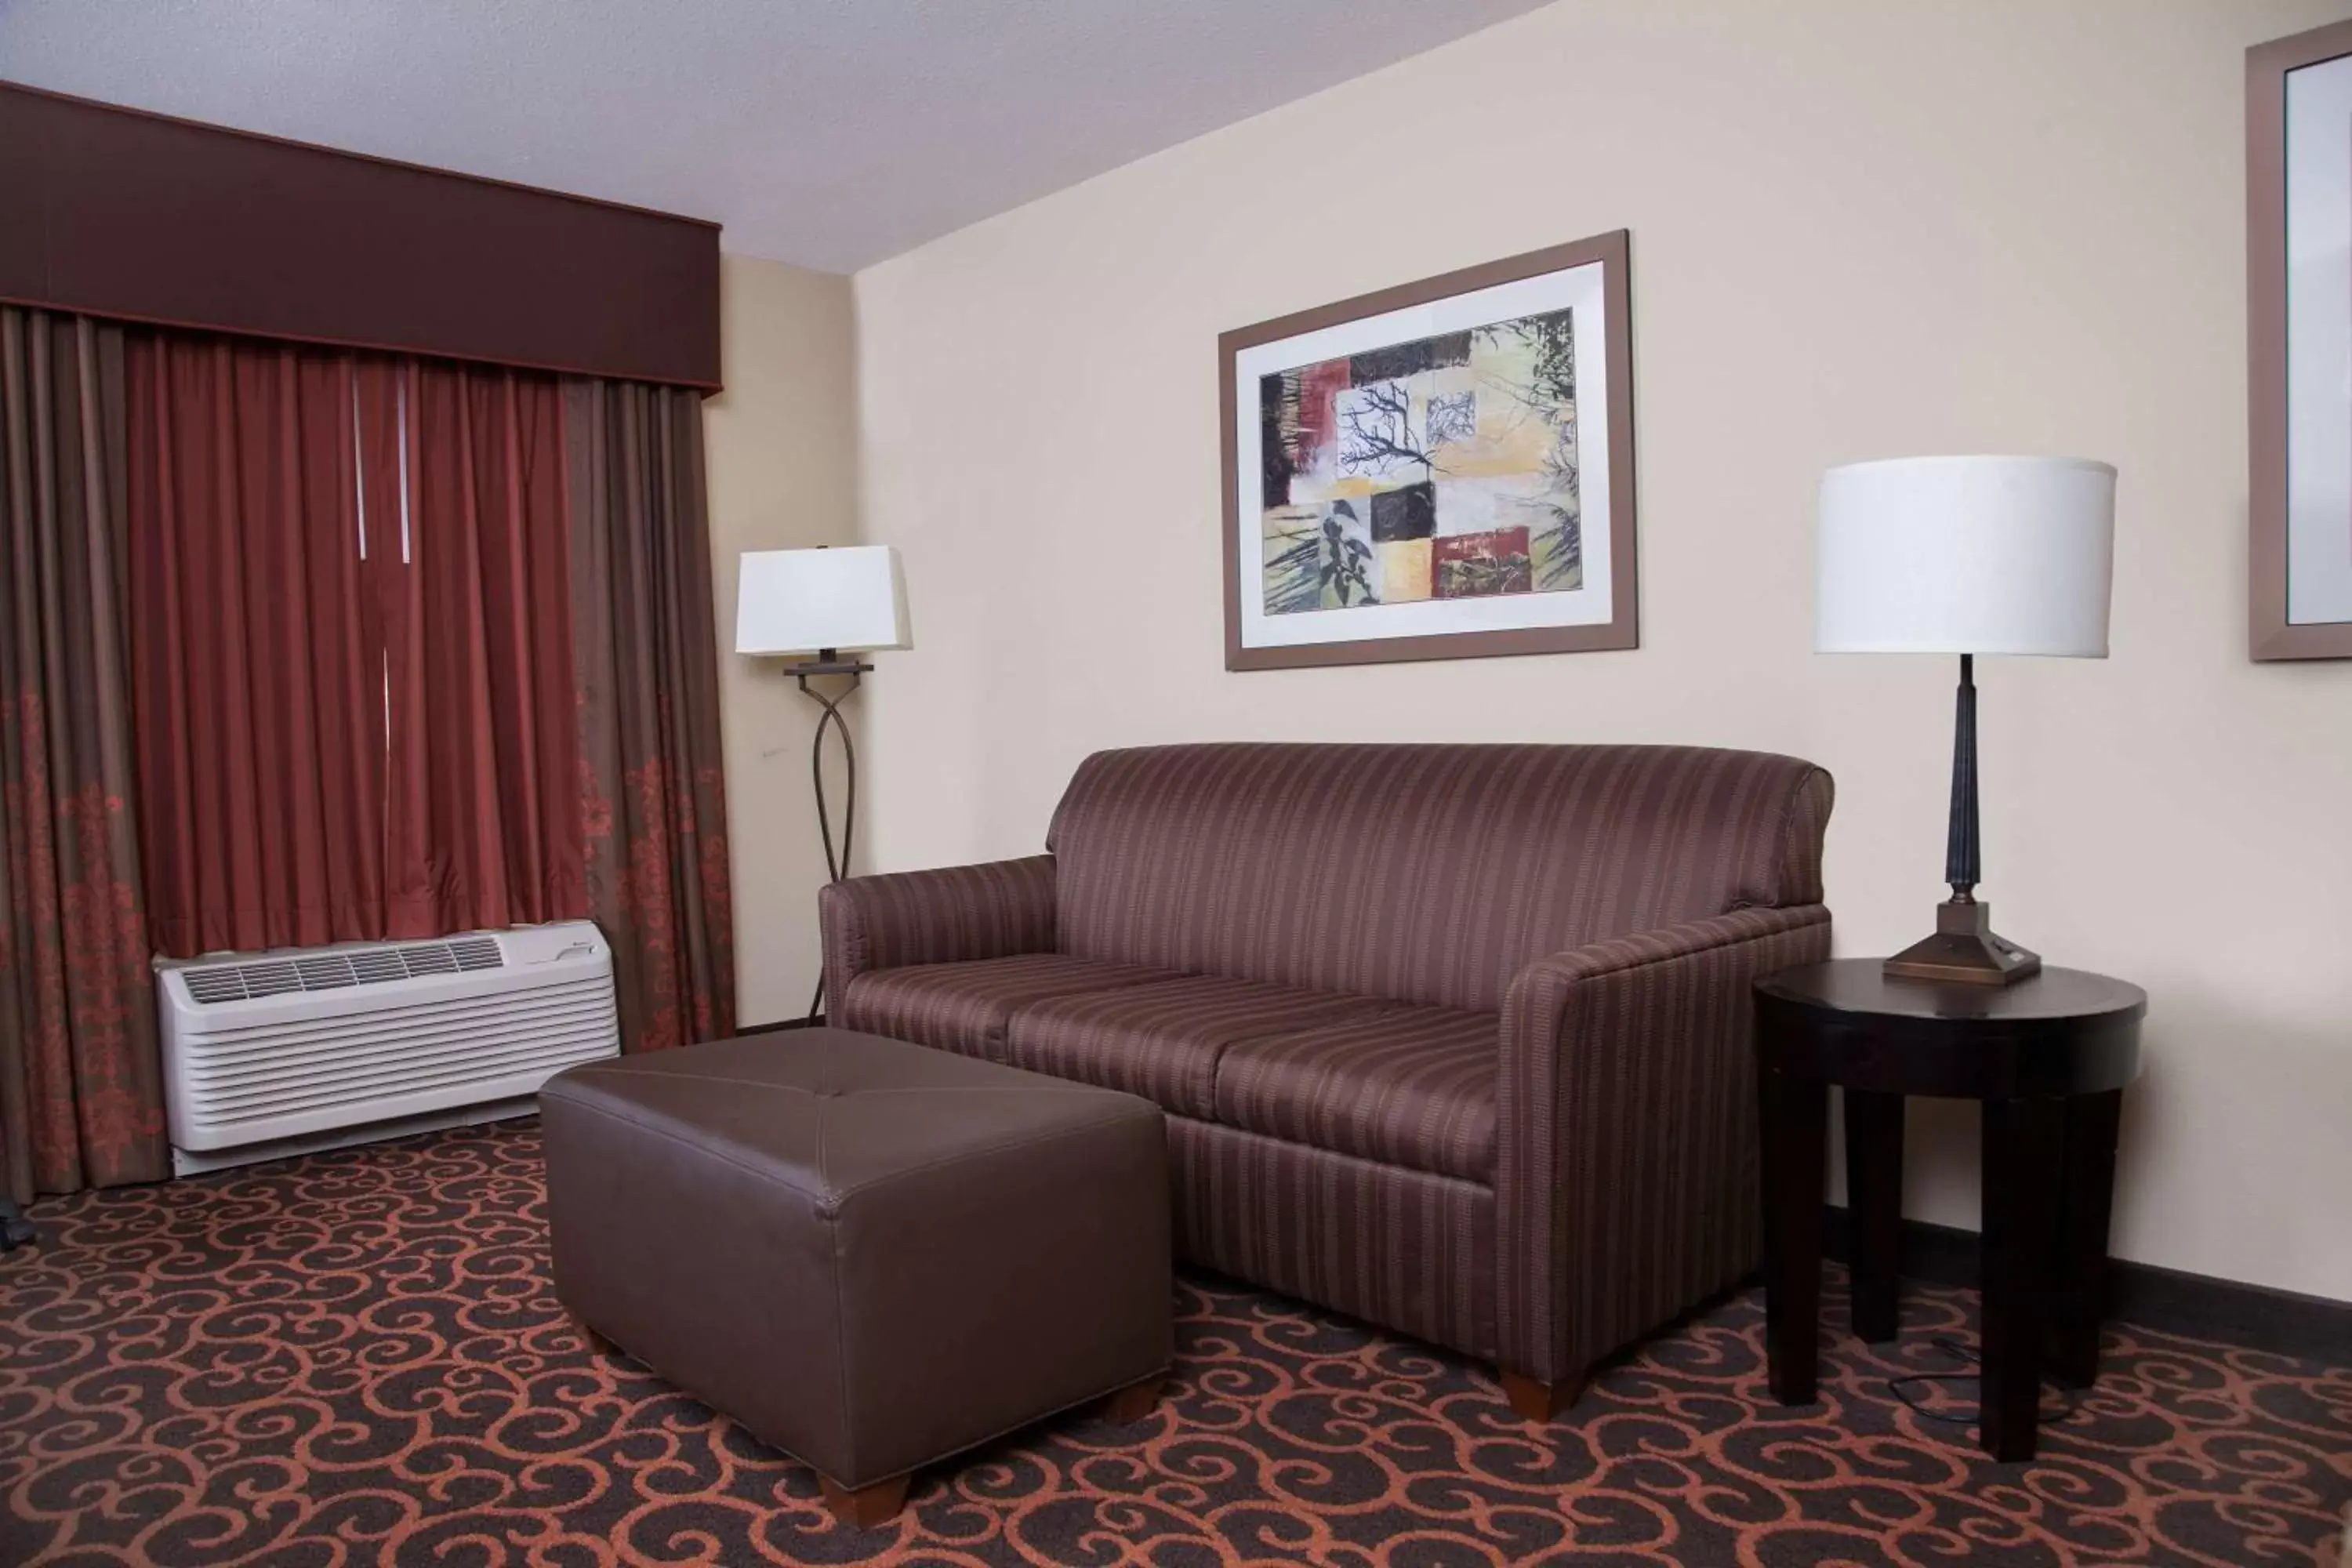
[791,650,873,1021]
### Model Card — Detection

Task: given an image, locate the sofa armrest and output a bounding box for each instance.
[818,855,1059,1009]
[1494,904,1832,1384]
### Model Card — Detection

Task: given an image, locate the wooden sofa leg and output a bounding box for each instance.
[819,1472,910,1528]
[1501,1369,1588,1423]
[1099,1371,1166,1423]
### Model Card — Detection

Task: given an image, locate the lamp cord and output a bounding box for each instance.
[1884,1334,2082,1431]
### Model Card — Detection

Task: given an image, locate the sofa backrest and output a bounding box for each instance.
[1046,742,1832,1014]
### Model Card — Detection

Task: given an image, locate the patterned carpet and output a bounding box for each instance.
[1,1123,2346,1567]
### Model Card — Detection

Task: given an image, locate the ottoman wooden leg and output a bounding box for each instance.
[562,1303,619,1359]
[819,1473,909,1529]
[1099,1372,1166,1423]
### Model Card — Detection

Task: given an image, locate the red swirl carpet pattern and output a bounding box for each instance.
[2,1122,2346,1566]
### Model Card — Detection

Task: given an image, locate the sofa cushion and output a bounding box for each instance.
[1213,1004,1499,1181]
[1047,742,1834,1013]
[835,953,1167,1061]
[1004,975,1385,1120]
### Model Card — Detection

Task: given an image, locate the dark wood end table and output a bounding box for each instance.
[1753,960,2146,1461]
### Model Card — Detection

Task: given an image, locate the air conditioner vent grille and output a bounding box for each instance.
[160,920,612,1160]
[183,970,251,1005]
[178,938,507,1004]
[350,951,408,986]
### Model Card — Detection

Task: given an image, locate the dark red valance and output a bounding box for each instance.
[0,82,721,390]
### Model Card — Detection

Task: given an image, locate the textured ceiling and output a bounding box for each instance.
[0,0,1550,271]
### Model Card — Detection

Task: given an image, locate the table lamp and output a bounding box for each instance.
[737,545,912,1012]
[1816,456,2115,985]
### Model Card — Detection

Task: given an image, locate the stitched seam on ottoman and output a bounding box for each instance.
[826,1181,857,1479]
[555,1066,1139,1100]
[543,1093,1160,1204]
[543,1097,839,1197]
[820,1108,1163,1204]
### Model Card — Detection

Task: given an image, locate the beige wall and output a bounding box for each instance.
[847,0,2352,1300]
[704,254,859,1027]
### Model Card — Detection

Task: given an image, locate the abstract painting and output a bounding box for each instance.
[1221,232,1636,670]
[1260,312,1577,615]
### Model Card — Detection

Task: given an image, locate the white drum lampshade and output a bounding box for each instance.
[736,546,911,657]
[1817,456,2114,658]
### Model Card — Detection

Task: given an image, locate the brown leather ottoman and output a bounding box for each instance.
[539,1028,1171,1526]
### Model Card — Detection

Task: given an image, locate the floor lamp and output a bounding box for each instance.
[736,545,913,1018]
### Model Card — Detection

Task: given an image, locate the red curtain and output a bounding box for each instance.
[384,359,583,937]
[125,331,583,958]
[125,332,390,957]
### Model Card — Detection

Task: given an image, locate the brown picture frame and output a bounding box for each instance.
[2249,20,2352,660]
[1218,230,1637,672]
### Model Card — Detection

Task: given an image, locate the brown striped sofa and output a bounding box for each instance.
[818,742,1833,1419]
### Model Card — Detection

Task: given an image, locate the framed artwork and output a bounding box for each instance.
[1219,231,1636,670]
[2250,20,2352,659]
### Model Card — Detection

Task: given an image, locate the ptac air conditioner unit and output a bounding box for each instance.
[157,922,619,1174]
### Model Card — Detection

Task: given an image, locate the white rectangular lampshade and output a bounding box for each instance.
[1817,456,2115,657]
[735,546,911,655]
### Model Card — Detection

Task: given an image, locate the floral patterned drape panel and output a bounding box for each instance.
[0,308,170,1202]
[562,379,735,1052]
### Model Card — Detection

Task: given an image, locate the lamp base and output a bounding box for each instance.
[1883,898,2042,986]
